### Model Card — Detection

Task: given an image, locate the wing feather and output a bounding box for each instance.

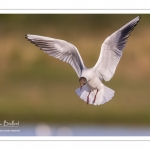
[25,34,85,77]
[94,16,141,81]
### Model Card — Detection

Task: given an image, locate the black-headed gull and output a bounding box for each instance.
[25,16,140,105]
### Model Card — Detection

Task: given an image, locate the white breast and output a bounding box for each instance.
[81,68,102,90]
[87,76,102,90]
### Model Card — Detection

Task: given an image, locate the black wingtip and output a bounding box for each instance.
[137,15,141,22]
[135,15,141,25]
[134,15,141,25]
[25,34,28,39]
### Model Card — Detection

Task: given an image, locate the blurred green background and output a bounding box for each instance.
[0,14,150,126]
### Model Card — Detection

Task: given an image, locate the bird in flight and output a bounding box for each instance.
[25,16,140,105]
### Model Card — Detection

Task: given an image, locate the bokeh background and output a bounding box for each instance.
[0,14,150,136]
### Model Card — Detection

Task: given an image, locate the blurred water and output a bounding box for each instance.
[0,124,150,136]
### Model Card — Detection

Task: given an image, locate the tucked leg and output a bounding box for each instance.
[93,89,99,104]
[87,91,91,104]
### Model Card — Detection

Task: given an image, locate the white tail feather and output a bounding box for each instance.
[75,84,115,105]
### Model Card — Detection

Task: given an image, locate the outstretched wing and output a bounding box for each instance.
[25,34,85,77]
[94,16,141,81]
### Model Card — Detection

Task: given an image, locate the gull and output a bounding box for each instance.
[25,16,140,105]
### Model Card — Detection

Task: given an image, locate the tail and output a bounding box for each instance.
[75,84,115,105]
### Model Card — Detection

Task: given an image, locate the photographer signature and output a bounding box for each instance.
[0,120,19,127]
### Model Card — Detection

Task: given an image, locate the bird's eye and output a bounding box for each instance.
[84,83,86,85]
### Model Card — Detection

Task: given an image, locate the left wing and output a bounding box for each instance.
[94,16,141,81]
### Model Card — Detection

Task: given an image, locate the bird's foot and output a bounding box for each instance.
[87,97,89,105]
[87,91,91,105]
[93,89,99,104]
[93,96,96,104]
